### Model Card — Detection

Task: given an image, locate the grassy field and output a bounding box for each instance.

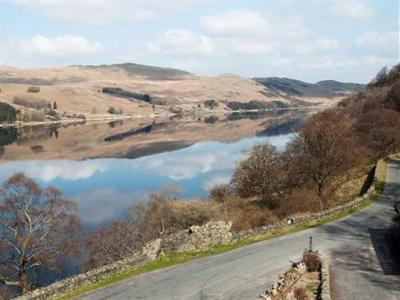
[54,188,383,300]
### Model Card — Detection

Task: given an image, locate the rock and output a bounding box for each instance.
[142,238,162,260]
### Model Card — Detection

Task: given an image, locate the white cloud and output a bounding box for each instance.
[315,38,340,50]
[331,2,375,19]
[201,9,267,36]
[294,38,340,55]
[9,1,199,26]
[232,41,275,55]
[73,188,145,225]
[295,55,391,70]
[8,35,103,58]
[146,30,214,57]
[0,160,109,182]
[356,31,399,48]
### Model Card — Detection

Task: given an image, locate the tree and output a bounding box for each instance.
[0,173,81,295]
[108,106,116,114]
[0,102,17,123]
[143,94,151,103]
[285,111,356,210]
[369,66,388,87]
[26,87,40,93]
[232,144,286,199]
[355,108,400,158]
[87,184,214,268]
[86,221,137,269]
[204,100,218,109]
[53,101,57,110]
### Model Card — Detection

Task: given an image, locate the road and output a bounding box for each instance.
[77,160,400,300]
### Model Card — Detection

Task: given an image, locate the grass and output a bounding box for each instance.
[54,191,383,300]
[305,282,319,295]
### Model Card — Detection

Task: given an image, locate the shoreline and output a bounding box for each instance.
[0,104,326,129]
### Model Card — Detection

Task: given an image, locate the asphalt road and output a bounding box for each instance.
[77,160,400,300]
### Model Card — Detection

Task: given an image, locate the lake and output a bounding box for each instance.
[0,110,307,228]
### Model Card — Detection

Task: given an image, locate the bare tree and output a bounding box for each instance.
[286,111,357,210]
[85,221,138,269]
[232,144,286,199]
[356,108,400,158]
[86,184,215,268]
[0,173,81,295]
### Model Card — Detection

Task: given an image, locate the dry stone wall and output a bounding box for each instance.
[15,221,233,300]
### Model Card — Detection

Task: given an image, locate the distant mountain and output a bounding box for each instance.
[254,77,365,98]
[80,63,193,80]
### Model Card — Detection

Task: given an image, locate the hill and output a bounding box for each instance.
[254,77,365,98]
[0,63,360,123]
[81,63,193,81]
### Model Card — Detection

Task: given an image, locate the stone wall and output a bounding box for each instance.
[15,221,233,300]
[259,262,306,300]
[320,257,332,300]
[142,221,233,260]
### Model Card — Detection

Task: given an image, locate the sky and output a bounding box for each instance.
[0,0,399,83]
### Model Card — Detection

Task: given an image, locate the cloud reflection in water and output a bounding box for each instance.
[0,134,293,226]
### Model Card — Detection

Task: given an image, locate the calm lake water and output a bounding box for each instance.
[0,111,305,228]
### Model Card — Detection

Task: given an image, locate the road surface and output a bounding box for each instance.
[77,160,400,300]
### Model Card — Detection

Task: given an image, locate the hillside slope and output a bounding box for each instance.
[0,63,359,120]
[254,77,365,98]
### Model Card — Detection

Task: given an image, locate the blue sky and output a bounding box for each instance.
[1,0,399,83]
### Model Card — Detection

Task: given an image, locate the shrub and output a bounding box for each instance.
[108,106,116,114]
[0,102,17,123]
[27,86,40,93]
[294,287,308,300]
[274,187,320,218]
[210,184,233,203]
[45,108,58,118]
[108,106,123,115]
[228,198,278,231]
[302,250,321,272]
[204,115,219,123]
[204,99,218,109]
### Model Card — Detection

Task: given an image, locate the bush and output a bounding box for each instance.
[274,187,320,218]
[204,99,218,109]
[204,115,219,123]
[0,102,17,123]
[108,107,116,114]
[294,287,308,300]
[227,198,278,231]
[210,184,233,203]
[302,250,321,272]
[45,108,58,118]
[27,86,40,93]
[231,205,277,231]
